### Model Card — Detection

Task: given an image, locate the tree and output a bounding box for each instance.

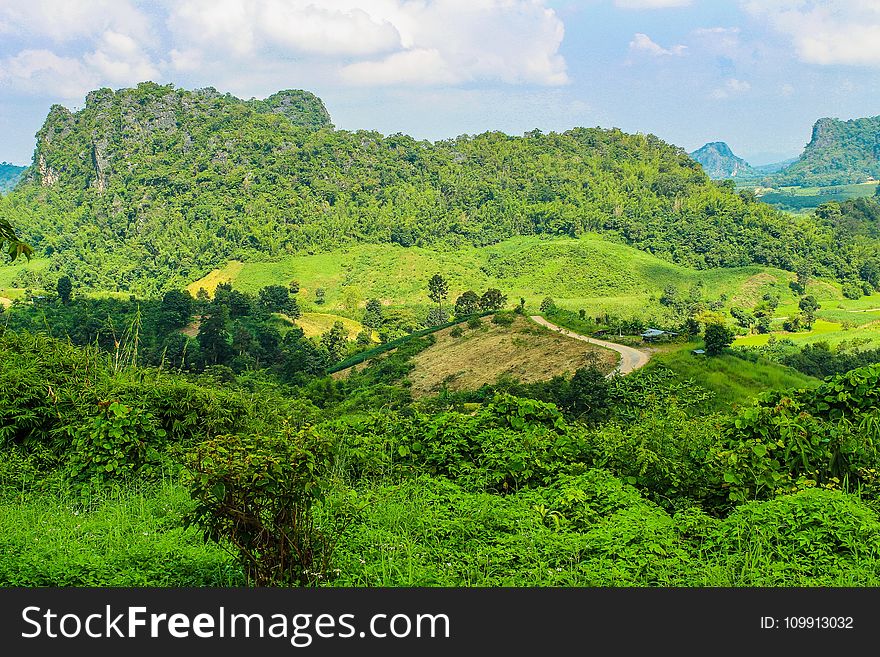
[362,298,384,328]
[660,285,678,307]
[540,297,556,313]
[258,285,292,313]
[427,274,449,319]
[321,321,349,363]
[160,289,193,329]
[799,295,820,314]
[703,323,734,356]
[454,290,480,317]
[314,288,326,305]
[479,288,507,312]
[289,280,301,295]
[56,276,72,304]
[198,305,231,366]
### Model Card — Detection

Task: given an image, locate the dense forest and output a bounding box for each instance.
[775,116,880,187]
[4,82,878,297]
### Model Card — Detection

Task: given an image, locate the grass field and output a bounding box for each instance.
[756,181,879,213]
[648,344,818,409]
[404,315,618,397]
[289,312,371,340]
[0,257,49,303]
[184,235,806,319]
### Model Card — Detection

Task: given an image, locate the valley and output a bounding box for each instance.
[3,80,880,592]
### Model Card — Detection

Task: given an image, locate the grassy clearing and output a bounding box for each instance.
[736,320,880,349]
[648,344,818,409]
[404,315,618,397]
[187,235,802,318]
[186,260,244,297]
[292,312,369,340]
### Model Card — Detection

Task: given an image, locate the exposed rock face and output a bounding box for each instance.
[689,142,754,179]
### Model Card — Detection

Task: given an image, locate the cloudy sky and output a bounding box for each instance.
[1,0,879,165]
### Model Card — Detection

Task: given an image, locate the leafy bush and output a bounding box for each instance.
[186,429,335,586]
[67,402,167,485]
[491,311,516,326]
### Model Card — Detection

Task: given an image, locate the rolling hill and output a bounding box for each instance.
[0,82,836,297]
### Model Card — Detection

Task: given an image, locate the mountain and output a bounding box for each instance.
[0,82,857,296]
[774,115,880,186]
[752,157,798,175]
[689,142,754,179]
[0,162,25,193]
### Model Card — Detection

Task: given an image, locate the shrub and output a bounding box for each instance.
[67,402,167,485]
[703,323,734,355]
[491,311,516,326]
[539,297,556,313]
[450,326,464,338]
[467,316,483,330]
[185,429,335,586]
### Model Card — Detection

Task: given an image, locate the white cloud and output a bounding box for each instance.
[84,30,159,83]
[743,0,880,67]
[711,77,751,99]
[615,0,692,8]
[0,49,98,99]
[779,82,795,97]
[167,0,569,86]
[0,0,152,42]
[629,33,687,56]
[341,48,458,85]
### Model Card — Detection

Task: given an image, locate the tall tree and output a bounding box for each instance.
[454,290,480,317]
[428,274,449,323]
[56,276,72,305]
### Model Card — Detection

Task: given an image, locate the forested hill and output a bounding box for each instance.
[775,115,880,186]
[0,82,866,295]
[0,162,25,193]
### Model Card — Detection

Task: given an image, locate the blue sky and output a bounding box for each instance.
[1,0,879,165]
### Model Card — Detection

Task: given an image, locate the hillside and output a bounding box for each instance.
[182,235,807,319]
[774,115,880,186]
[0,162,25,193]
[336,314,618,397]
[689,142,754,179]
[0,82,842,297]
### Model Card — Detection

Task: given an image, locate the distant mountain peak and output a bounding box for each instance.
[689,141,754,179]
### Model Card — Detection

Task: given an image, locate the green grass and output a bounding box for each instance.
[0,482,240,586]
[186,235,802,319]
[648,344,818,409]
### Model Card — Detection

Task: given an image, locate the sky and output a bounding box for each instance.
[1,0,879,166]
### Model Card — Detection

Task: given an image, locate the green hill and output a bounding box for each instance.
[0,82,846,297]
[186,235,805,318]
[774,115,880,186]
[0,162,25,193]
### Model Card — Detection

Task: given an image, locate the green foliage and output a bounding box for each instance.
[186,429,334,586]
[490,310,515,326]
[704,323,734,355]
[719,365,880,502]
[454,290,480,317]
[67,402,167,485]
[775,116,880,186]
[4,83,856,295]
[479,288,507,312]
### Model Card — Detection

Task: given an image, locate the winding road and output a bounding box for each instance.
[530,316,652,376]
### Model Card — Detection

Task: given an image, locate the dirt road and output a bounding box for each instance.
[530,316,651,376]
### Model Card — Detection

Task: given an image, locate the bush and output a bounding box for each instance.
[450,326,464,338]
[491,311,516,326]
[186,429,335,586]
[67,402,167,486]
[703,323,734,355]
[467,316,483,329]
